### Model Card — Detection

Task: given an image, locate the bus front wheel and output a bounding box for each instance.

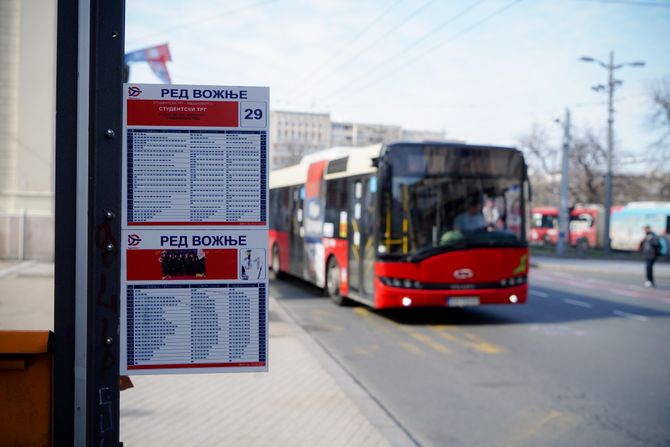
[326,257,346,306]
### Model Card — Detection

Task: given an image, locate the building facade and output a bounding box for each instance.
[331,121,403,147]
[270,111,448,171]
[0,0,56,260]
[401,129,446,143]
[269,111,332,171]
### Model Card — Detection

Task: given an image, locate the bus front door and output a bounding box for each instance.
[349,177,376,297]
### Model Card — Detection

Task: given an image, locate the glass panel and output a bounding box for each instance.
[532,213,557,229]
[381,144,526,257]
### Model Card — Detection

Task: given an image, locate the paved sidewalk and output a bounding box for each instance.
[0,261,54,330]
[0,261,413,447]
[120,297,412,446]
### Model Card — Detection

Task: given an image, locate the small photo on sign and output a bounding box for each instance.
[160,249,207,279]
[126,248,238,281]
[240,249,266,281]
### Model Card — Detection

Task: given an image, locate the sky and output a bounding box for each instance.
[125,0,670,173]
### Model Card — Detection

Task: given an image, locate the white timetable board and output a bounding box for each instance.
[120,84,269,375]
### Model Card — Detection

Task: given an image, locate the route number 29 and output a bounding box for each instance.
[244,108,263,119]
[240,101,266,128]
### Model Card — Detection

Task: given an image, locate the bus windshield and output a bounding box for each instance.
[381,144,526,258]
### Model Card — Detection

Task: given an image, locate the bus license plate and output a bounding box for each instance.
[447,296,480,307]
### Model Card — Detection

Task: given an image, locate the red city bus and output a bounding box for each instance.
[530,205,604,249]
[269,142,530,309]
[530,206,559,245]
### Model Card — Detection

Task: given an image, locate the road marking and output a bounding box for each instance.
[547,271,573,279]
[530,290,549,298]
[353,344,380,356]
[409,331,451,354]
[613,310,648,321]
[528,324,587,337]
[395,326,452,354]
[563,298,592,308]
[353,307,370,318]
[533,271,670,303]
[430,326,506,354]
[398,341,425,356]
[614,289,644,298]
[508,409,578,447]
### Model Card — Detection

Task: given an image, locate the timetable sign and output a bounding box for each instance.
[120,83,269,375]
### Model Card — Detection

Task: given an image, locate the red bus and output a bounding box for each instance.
[269,142,530,309]
[530,206,559,245]
[531,204,624,250]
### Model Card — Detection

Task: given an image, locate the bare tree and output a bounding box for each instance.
[518,124,609,206]
[648,76,670,172]
[518,124,560,206]
[568,129,606,204]
[520,108,670,206]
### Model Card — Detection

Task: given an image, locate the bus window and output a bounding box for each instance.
[381,145,525,257]
[324,178,348,238]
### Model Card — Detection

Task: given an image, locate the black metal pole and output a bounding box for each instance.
[54,0,79,443]
[54,0,125,444]
[86,0,125,444]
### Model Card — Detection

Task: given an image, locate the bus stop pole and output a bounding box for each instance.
[54,0,125,445]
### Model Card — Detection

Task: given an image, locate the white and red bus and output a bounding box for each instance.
[269,142,530,309]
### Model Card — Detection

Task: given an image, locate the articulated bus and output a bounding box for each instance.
[269,142,530,309]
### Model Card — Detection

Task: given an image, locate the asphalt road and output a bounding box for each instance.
[271,266,670,447]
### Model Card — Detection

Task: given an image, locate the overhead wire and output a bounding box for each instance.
[126,0,280,46]
[293,0,440,99]
[313,0,489,105]
[284,0,405,97]
[313,0,523,109]
[574,0,670,8]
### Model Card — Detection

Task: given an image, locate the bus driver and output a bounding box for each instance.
[453,197,487,232]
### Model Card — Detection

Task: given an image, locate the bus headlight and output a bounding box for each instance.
[402,297,413,307]
[501,276,526,287]
[379,277,423,289]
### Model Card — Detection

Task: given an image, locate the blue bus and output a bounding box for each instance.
[610,202,670,253]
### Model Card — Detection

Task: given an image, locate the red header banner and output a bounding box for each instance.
[127,99,239,127]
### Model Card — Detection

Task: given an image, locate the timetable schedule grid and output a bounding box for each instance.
[126,283,267,369]
[126,129,267,226]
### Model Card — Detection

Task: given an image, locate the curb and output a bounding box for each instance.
[271,296,418,447]
[0,261,36,279]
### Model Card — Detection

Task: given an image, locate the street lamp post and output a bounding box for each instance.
[556,108,571,257]
[579,51,645,256]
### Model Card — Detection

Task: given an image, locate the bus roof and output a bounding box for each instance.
[269,141,523,189]
[387,140,519,153]
[623,201,670,210]
[270,144,382,188]
[532,207,559,215]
